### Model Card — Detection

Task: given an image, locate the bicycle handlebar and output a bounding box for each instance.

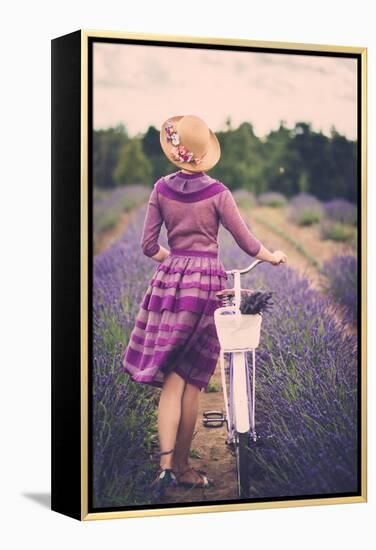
[225,258,265,276]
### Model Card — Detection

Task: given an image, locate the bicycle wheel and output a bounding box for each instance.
[234,431,250,498]
[230,351,254,499]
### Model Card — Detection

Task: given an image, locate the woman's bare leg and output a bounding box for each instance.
[157,371,186,469]
[173,382,201,473]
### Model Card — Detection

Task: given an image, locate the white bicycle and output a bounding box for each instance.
[212,259,266,498]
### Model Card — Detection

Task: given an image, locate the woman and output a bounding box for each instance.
[122,114,287,495]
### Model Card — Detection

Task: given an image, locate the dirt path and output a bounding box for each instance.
[245,205,356,291]
[248,207,322,289]
[243,205,357,337]
[159,359,239,504]
[94,202,146,256]
[267,206,355,263]
[243,207,354,290]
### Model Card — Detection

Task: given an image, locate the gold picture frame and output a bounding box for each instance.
[51,28,367,521]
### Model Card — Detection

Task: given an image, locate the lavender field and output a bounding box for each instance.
[93,184,150,253]
[93,203,359,507]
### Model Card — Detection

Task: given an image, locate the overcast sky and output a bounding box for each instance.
[93,42,357,140]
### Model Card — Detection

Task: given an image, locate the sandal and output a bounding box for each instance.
[174,465,213,488]
[150,449,177,498]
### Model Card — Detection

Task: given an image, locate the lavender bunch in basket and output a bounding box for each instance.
[240,290,274,315]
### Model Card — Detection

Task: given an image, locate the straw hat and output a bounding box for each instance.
[160,115,221,172]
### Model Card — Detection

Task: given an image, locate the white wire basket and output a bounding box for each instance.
[214,306,262,351]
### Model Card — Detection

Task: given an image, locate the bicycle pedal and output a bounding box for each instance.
[202,410,226,428]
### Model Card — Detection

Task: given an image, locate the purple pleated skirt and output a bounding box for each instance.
[122,248,228,391]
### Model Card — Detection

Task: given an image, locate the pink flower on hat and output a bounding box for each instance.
[171,144,194,163]
[165,119,200,164]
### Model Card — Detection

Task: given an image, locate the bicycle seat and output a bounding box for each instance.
[216,288,254,297]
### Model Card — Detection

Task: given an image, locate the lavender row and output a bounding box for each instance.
[93,184,150,247]
[321,254,358,326]
[92,206,169,507]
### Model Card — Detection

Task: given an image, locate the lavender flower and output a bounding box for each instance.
[321,254,358,326]
[94,184,150,248]
[92,205,169,507]
[258,191,287,207]
[319,219,357,246]
[232,189,257,209]
[240,290,274,315]
[323,198,357,226]
[286,193,324,226]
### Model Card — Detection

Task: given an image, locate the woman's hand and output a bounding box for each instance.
[255,244,287,265]
[151,245,171,263]
[270,250,288,265]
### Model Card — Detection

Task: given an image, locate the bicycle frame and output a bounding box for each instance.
[215,259,264,440]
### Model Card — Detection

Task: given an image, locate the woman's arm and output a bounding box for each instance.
[217,189,262,257]
[217,189,287,264]
[255,244,286,264]
[141,186,169,262]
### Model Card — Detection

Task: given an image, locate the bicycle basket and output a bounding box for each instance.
[214,306,262,351]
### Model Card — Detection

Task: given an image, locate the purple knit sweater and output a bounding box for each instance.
[141,170,262,258]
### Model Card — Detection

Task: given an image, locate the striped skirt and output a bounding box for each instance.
[122,247,228,391]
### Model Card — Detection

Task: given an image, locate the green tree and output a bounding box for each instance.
[298,170,310,193]
[211,122,264,193]
[93,124,128,189]
[113,138,153,186]
[327,128,357,202]
[94,119,357,202]
[142,125,172,181]
[260,123,303,197]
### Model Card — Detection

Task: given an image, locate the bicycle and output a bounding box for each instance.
[212,258,265,499]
